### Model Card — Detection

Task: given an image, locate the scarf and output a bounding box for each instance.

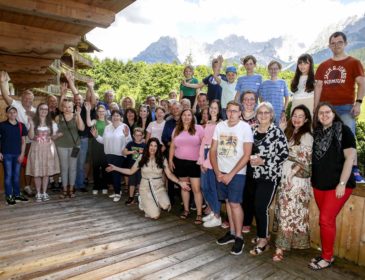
[313,121,342,161]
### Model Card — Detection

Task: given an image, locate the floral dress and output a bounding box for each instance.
[275,132,313,250]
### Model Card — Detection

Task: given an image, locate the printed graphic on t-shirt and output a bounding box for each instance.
[131,146,144,160]
[209,76,218,85]
[324,66,346,85]
[218,133,237,157]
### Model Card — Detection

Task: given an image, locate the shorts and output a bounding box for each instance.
[173,156,200,178]
[129,170,141,186]
[217,174,246,203]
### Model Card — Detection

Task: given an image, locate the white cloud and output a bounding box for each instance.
[86,0,365,61]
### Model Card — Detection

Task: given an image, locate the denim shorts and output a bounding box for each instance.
[333,104,355,135]
[217,174,246,203]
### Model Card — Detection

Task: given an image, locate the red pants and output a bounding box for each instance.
[313,187,352,260]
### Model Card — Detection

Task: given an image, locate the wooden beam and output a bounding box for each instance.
[0,0,116,28]
[0,21,80,59]
[0,55,53,74]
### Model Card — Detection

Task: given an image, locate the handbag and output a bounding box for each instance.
[62,114,80,158]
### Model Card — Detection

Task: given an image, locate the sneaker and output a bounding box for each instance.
[216,231,235,245]
[35,193,43,202]
[231,237,245,255]
[125,197,135,205]
[242,226,251,233]
[14,194,29,202]
[202,212,214,222]
[113,194,121,202]
[109,194,116,198]
[42,193,50,201]
[221,220,230,229]
[203,216,222,228]
[102,189,108,195]
[6,196,16,206]
[353,166,365,183]
[92,190,98,195]
[24,186,33,196]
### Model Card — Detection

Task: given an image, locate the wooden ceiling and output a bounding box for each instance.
[0,0,135,89]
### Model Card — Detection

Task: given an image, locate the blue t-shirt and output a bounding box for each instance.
[202,74,227,102]
[258,79,289,124]
[0,120,28,154]
[235,74,262,100]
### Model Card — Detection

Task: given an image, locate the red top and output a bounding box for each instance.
[315,56,364,105]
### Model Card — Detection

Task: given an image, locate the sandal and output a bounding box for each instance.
[69,188,76,198]
[310,256,334,264]
[250,244,270,256]
[180,210,190,219]
[251,236,270,244]
[272,251,284,262]
[308,257,332,270]
[59,190,68,199]
[194,215,203,225]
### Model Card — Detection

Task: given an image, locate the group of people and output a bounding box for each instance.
[0,31,364,271]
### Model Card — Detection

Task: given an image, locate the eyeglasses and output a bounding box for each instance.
[257,111,271,116]
[329,41,344,47]
[226,109,240,114]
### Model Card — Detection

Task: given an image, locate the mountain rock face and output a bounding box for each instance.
[133,14,365,66]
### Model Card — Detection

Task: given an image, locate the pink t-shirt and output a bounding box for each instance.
[197,122,217,169]
[172,125,204,161]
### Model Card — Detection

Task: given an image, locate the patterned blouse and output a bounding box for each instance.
[252,123,289,185]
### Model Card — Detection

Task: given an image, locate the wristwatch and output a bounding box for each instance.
[339,181,345,186]
[356,99,363,104]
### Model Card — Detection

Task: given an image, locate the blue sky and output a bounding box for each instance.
[86,0,365,61]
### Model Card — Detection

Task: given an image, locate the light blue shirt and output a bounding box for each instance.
[258,79,289,125]
[235,74,262,100]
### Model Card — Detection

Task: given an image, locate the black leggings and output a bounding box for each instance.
[254,179,276,238]
[242,175,255,226]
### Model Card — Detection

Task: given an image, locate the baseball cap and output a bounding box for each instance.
[226,66,237,74]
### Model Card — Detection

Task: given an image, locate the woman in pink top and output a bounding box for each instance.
[169,109,204,224]
[198,100,222,228]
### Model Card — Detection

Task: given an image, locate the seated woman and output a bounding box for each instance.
[107,138,190,219]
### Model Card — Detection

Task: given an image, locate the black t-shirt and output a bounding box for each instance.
[312,125,356,190]
[125,141,146,168]
[76,105,96,138]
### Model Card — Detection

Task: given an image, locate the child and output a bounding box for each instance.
[123,127,146,205]
[182,56,226,103]
[212,55,237,120]
[258,60,289,125]
[290,54,315,114]
[180,65,199,106]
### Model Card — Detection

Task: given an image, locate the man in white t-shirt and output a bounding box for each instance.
[210,100,253,255]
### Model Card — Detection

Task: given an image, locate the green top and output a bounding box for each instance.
[95,119,107,136]
[55,115,80,148]
[180,77,198,97]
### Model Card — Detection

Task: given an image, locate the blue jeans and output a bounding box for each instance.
[333,104,356,135]
[201,168,221,215]
[3,154,21,197]
[75,137,89,189]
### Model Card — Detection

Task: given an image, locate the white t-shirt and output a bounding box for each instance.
[220,80,237,108]
[213,120,253,175]
[146,120,166,143]
[11,99,36,129]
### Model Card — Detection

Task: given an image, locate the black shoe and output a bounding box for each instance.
[79,188,88,193]
[14,194,29,202]
[231,237,245,255]
[6,196,16,205]
[125,197,135,205]
[216,231,235,245]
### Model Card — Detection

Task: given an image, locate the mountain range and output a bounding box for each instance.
[133,14,365,67]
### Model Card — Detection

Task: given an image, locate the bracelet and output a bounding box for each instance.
[356,99,363,104]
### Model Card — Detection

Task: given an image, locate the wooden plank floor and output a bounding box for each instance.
[1,193,365,280]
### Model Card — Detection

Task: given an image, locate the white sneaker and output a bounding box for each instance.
[42,193,50,201]
[202,212,214,222]
[203,216,222,228]
[113,194,121,202]
[35,193,42,202]
[92,190,98,195]
[109,194,116,198]
[102,189,108,195]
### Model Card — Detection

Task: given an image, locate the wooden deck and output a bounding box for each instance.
[1,193,365,280]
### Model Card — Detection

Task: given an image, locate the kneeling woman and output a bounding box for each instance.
[107,138,190,219]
